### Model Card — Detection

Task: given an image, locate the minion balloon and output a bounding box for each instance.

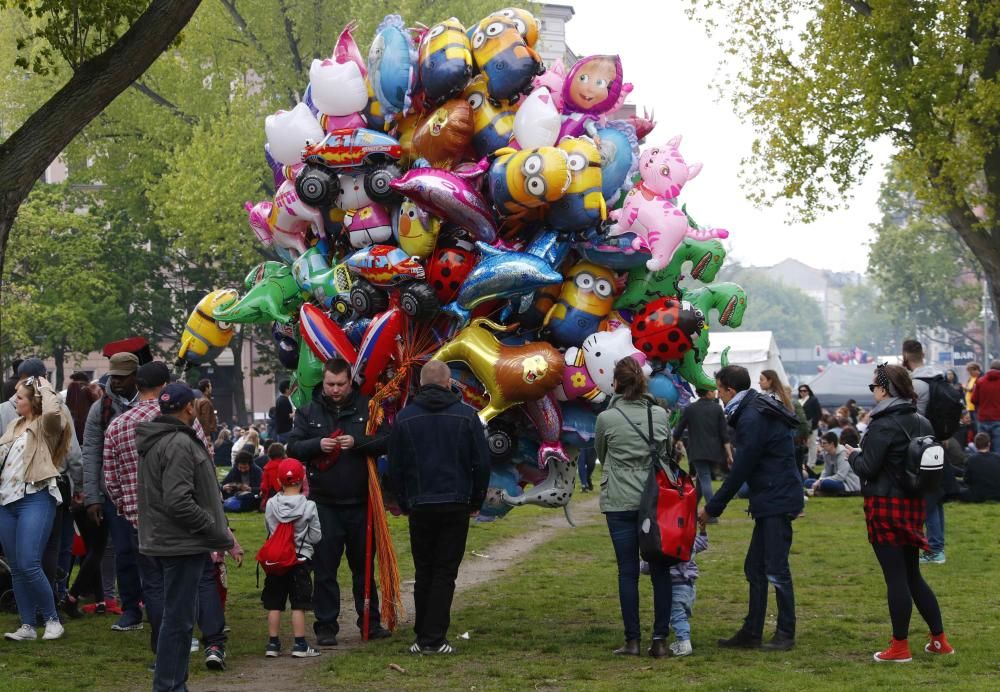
[418,18,473,105]
[487,146,571,217]
[543,261,616,348]
[545,136,606,233]
[470,16,543,103]
[464,75,515,158]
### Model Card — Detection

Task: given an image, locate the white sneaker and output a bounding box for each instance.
[4,624,37,641]
[191,637,200,652]
[669,639,692,657]
[42,620,64,640]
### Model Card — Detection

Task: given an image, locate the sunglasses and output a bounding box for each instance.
[868,384,881,392]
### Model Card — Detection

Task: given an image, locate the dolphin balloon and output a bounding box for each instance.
[390,167,498,243]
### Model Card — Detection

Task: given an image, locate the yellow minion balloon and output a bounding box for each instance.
[546,136,606,233]
[487,146,571,217]
[544,261,616,347]
[177,289,238,367]
[418,17,473,105]
[463,75,515,158]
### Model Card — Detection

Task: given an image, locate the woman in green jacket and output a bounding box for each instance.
[595,357,672,658]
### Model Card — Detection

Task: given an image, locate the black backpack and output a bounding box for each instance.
[914,375,964,442]
[891,418,944,496]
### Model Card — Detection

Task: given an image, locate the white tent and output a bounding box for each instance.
[705,331,789,391]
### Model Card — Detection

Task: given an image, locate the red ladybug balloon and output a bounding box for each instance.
[630,297,705,363]
[427,235,477,303]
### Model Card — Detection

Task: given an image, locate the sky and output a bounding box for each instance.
[560,0,891,274]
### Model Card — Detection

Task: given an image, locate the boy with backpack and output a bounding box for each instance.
[258,458,322,657]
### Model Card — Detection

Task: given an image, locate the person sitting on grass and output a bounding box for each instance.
[958,433,1000,502]
[262,459,322,658]
[221,451,262,512]
[804,432,861,496]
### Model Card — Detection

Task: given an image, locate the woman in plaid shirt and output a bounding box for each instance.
[846,364,953,663]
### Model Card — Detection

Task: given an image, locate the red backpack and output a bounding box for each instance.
[255,521,302,576]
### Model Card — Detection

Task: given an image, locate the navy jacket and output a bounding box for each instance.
[286,387,388,506]
[388,384,491,512]
[705,390,804,519]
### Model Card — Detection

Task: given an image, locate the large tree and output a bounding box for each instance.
[720,266,829,349]
[0,0,202,295]
[689,1,1000,318]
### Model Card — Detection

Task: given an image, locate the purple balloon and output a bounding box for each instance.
[389,167,498,244]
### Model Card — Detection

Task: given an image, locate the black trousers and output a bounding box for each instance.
[872,544,943,640]
[743,514,796,638]
[409,506,471,647]
[312,503,380,636]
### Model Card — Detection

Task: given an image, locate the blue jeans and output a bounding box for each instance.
[803,478,846,494]
[578,447,595,489]
[979,420,1000,455]
[104,497,143,620]
[139,544,224,652]
[605,511,672,641]
[744,514,796,638]
[690,459,715,506]
[56,507,75,598]
[925,495,945,553]
[0,491,58,625]
[147,553,206,692]
[670,582,695,641]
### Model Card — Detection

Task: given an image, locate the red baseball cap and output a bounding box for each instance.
[278,458,306,485]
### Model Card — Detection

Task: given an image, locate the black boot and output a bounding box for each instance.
[718,629,762,649]
[762,630,795,651]
[648,639,669,658]
[613,639,640,656]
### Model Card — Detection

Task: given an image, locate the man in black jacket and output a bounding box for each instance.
[673,388,733,514]
[389,361,490,655]
[286,358,389,645]
[698,366,803,652]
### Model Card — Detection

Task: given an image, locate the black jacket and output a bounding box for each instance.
[849,399,933,498]
[705,390,803,519]
[221,463,263,495]
[275,394,294,434]
[802,395,822,431]
[388,385,491,512]
[285,387,388,506]
[962,451,1000,502]
[673,397,729,463]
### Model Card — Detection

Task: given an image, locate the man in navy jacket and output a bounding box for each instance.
[389,360,490,654]
[698,365,803,651]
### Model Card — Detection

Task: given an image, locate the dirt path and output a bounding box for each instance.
[196,495,602,691]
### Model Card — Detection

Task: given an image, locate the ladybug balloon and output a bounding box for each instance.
[427,235,478,304]
[630,297,705,363]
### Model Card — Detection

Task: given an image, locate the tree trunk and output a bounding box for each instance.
[0,0,203,312]
[946,212,1000,359]
[229,331,249,426]
[53,343,65,391]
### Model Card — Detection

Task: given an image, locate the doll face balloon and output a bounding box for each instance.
[309,58,368,117]
[265,103,324,166]
[412,98,474,169]
[562,54,624,115]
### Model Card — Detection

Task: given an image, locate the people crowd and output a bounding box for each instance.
[2,337,998,689]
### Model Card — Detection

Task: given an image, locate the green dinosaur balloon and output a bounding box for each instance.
[290,344,324,408]
[676,282,748,390]
[615,237,727,312]
[212,262,304,325]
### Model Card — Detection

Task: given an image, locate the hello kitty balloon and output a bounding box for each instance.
[336,174,393,248]
[556,328,651,403]
[512,86,561,149]
[309,58,368,132]
[265,103,324,166]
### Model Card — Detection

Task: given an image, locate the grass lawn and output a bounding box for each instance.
[3,478,1000,691]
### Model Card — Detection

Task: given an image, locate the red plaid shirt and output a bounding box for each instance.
[104,399,210,528]
[863,495,929,550]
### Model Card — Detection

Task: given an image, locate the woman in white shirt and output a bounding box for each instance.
[0,376,73,641]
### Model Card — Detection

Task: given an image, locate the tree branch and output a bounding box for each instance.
[130,82,198,124]
[845,1,873,17]
[277,0,303,76]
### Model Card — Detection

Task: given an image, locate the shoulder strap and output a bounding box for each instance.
[612,402,665,469]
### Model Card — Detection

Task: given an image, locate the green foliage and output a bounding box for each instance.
[840,282,900,355]
[721,266,828,349]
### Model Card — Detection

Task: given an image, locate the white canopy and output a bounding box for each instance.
[705,331,789,391]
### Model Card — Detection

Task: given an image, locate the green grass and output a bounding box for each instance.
[4,481,1000,691]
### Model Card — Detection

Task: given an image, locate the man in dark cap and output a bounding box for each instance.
[137,382,233,691]
[81,351,144,631]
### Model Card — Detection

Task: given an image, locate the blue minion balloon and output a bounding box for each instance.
[464,75,515,158]
[470,16,543,103]
[418,17,473,105]
[487,146,571,217]
[545,136,606,233]
[543,260,617,348]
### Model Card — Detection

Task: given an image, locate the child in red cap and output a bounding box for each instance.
[261,458,322,658]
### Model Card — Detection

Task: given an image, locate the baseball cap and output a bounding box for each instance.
[108,352,139,377]
[17,358,46,378]
[278,458,306,486]
[136,361,171,389]
[158,382,196,413]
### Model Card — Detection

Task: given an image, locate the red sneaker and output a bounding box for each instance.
[874,637,912,663]
[925,633,954,655]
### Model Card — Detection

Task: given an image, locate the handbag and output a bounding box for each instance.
[614,403,697,564]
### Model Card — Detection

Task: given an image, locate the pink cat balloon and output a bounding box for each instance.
[607,135,730,272]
